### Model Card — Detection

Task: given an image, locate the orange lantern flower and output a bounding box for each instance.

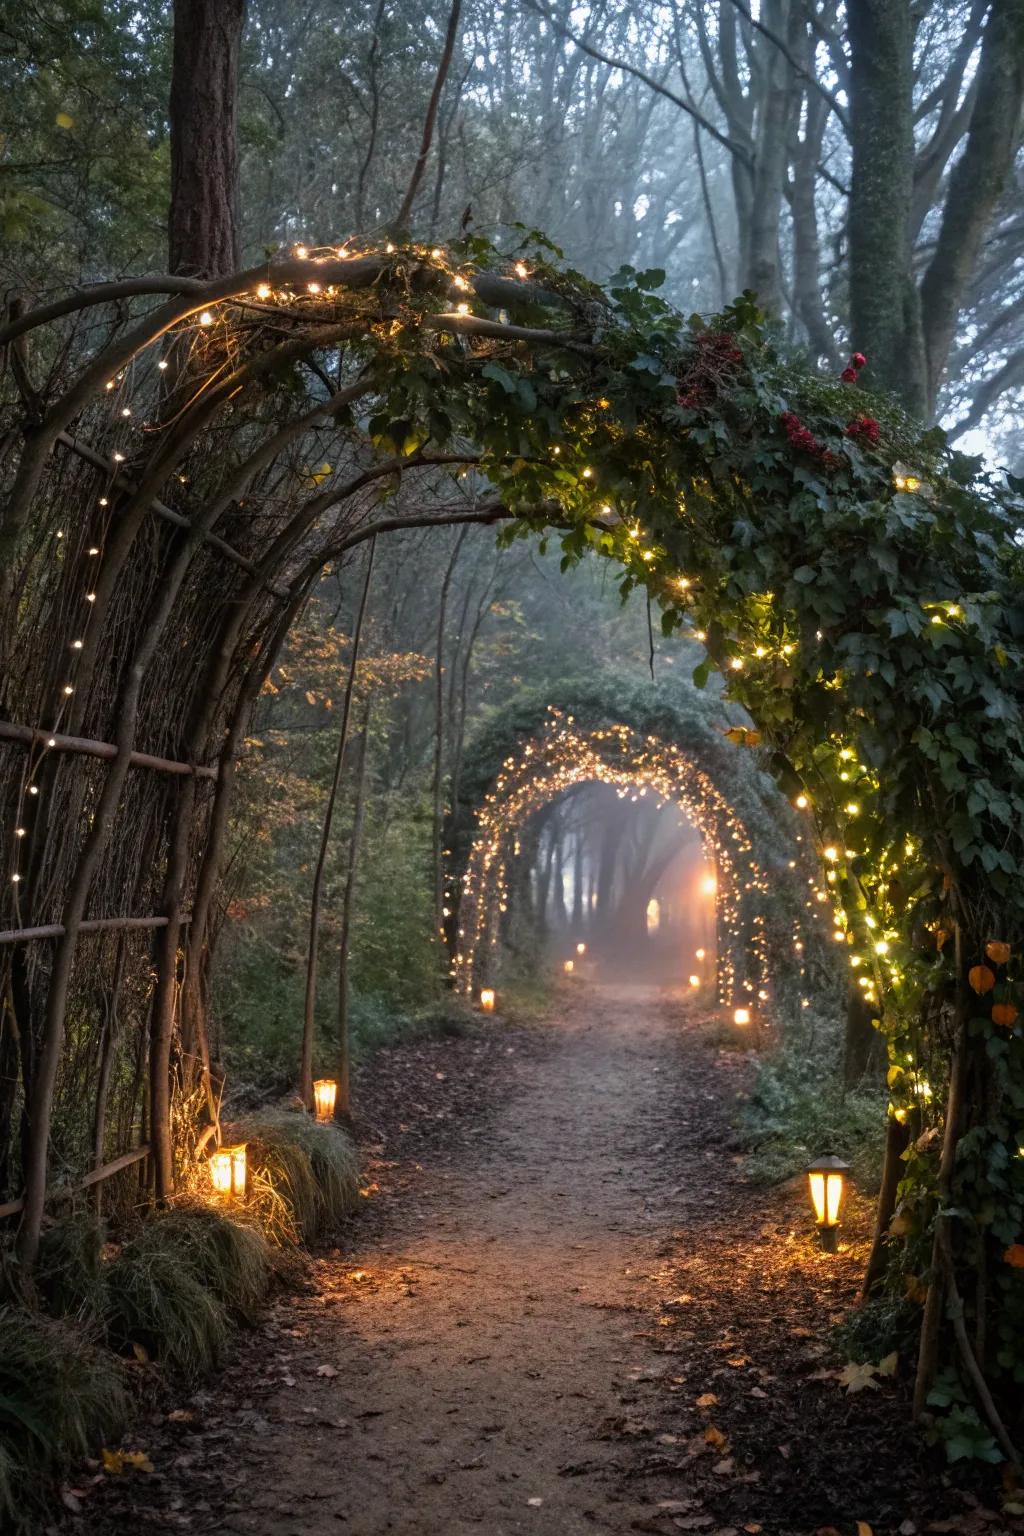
[986,941,1012,966]
[969,965,996,995]
[992,1003,1019,1028]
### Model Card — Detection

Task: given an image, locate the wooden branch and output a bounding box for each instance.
[392,0,463,231]
[719,0,850,132]
[0,915,190,946]
[56,432,292,600]
[0,719,218,779]
[521,0,752,167]
[0,1143,151,1219]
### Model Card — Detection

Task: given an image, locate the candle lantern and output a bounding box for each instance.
[576,942,586,956]
[209,1143,247,1199]
[479,988,496,1013]
[733,1007,751,1026]
[313,1079,338,1121]
[688,974,700,988]
[563,958,574,974]
[806,1154,851,1251]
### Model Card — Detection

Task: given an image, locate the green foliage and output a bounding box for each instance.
[0,1306,128,1531]
[105,1205,269,1380]
[737,1020,886,1192]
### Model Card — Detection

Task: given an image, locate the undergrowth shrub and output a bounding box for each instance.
[105,1204,269,1380]
[0,1306,128,1532]
[737,1028,885,1191]
[36,1210,105,1320]
[238,1110,359,1245]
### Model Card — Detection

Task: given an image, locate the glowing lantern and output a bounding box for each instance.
[479,988,496,1013]
[733,1007,751,1026]
[576,942,586,956]
[209,1143,247,1199]
[695,948,706,961]
[701,875,716,896]
[806,1154,850,1251]
[689,974,700,988]
[563,959,575,974]
[313,1079,338,1121]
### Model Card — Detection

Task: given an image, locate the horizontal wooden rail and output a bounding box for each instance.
[0,1143,150,1219]
[0,914,191,945]
[0,719,218,779]
[56,432,292,601]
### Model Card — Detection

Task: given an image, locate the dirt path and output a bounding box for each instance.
[72,985,1007,1536]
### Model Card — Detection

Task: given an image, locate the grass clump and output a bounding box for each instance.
[0,1305,128,1532]
[36,1211,105,1320]
[737,1034,886,1192]
[105,1204,269,1380]
[238,1110,360,1245]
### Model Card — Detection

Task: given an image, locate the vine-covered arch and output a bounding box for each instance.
[451,709,771,1007]
[2,235,1023,1437]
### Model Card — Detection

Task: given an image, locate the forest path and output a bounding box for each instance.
[74,985,973,1536]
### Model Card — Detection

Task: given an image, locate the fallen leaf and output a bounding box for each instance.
[527,1496,543,1507]
[838,1361,880,1393]
[101,1448,154,1476]
[704,1426,727,1448]
[856,1524,874,1536]
[712,1457,735,1475]
[876,1352,898,1378]
[316,1364,338,1378]
[696,1393,718,1409]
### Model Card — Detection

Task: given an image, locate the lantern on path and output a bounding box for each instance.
[807,1154,850,1251]
[313,1079,338,1121]
[576,942,586,956]
[563,958,574,974]
[209,1143,247,1199]
[733,1007,751,1026]
[479,988,496,1013]
[689,974,700,989]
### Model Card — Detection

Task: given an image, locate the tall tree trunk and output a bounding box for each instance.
[336,700,374,1120]
[432,529,466,963]
[919,0,1024,415]
[168,0,247,277]
[846,0,926,414]
[300,540,376,1109]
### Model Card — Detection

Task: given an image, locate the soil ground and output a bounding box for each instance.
[65,983,1019,1536]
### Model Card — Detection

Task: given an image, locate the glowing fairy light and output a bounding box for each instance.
[198,309,214,326]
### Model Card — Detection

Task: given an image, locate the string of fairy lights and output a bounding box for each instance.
[451,709,773,1006]
[6,236,928,1064]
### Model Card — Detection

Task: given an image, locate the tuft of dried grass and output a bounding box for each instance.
[235,1109,360,1245]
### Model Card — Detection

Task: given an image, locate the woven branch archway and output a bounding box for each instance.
[452,710,771,1007]
[1,236,1023,1434]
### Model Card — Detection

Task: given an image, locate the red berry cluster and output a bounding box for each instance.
[845,413,880,443]
[780,411,838,468]
[676,331,745,409]
[840,351,867,384]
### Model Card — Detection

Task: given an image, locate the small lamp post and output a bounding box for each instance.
[209,1142,247,1199]
[688,973,701,989]
[479,987,496,1013]
[807,1153,850,1251]
[313,1079,338,1121]
[733,1006,751,1026]
[563,958,574,975]
[576,942,586,956]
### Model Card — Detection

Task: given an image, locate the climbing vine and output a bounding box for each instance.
[3,230,1024,1442]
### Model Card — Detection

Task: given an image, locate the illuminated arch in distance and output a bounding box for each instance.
[452,709,771,1007]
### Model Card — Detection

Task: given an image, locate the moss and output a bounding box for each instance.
[0,1306,128,1533]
